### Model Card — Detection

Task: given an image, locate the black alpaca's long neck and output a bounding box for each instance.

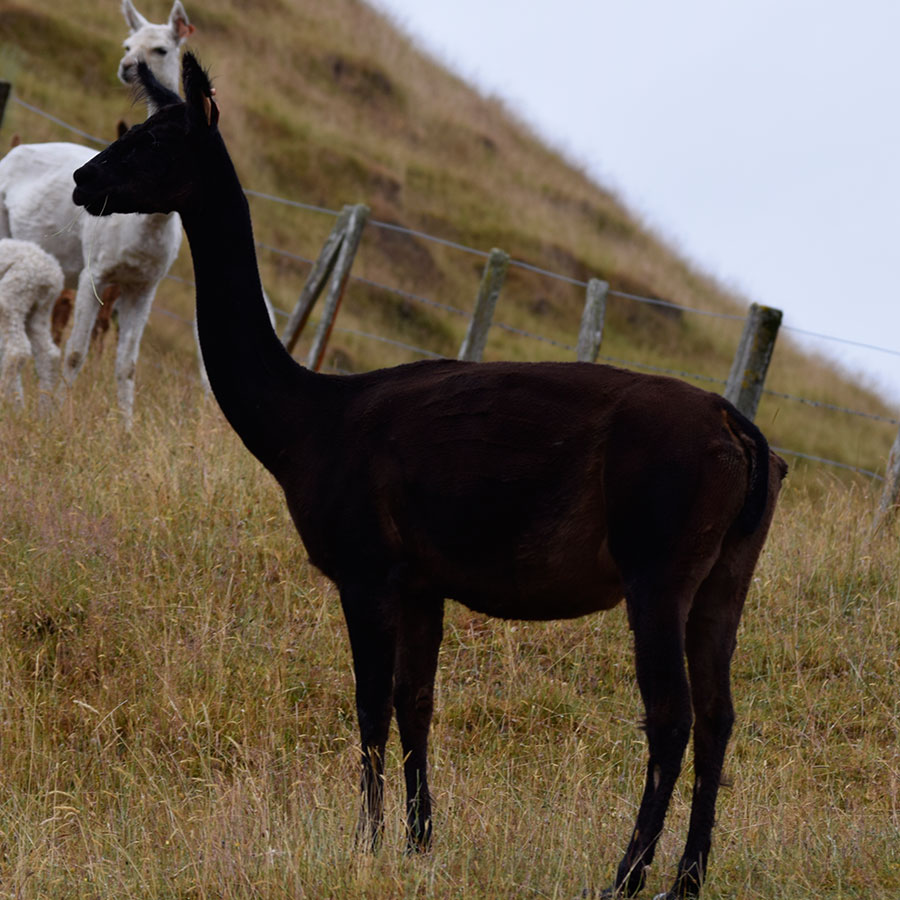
[179,133,312,473]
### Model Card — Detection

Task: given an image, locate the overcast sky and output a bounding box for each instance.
[371,0,900,405]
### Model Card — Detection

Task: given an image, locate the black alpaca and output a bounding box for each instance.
[72,55,786,899]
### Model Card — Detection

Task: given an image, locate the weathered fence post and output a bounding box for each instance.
[575,278,608,362]
[874,428,900,531]
[281,205,353,353]
[724,302,783,421]
[306,203,370,372]
[0,82,10,130]
[280,203,369,369]
[458,248,509,362]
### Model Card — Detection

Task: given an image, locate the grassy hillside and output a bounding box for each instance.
[0,358,898,899]
[1,4,900,898]
[0,0,897,480]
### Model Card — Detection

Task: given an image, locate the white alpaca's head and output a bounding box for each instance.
[118,1,194,95]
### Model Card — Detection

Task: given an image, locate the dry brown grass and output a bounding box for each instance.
[1,348,899,899]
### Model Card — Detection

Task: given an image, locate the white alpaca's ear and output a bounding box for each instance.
[169,1,195,42]
[122,0,150,33]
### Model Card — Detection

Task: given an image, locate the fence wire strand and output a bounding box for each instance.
[11,95,107,146]
[772,447,884,481]
[333,326,443,359]
[782,324,900,359]
[350,274,470,319]
[762,388,900,425]
[245,188,339,218]
[370,217,491,260]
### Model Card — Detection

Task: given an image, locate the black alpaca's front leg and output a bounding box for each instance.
[341,585,397,851]
[393,597,444,852]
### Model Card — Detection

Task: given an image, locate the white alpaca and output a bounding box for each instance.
[0,239,64,406]
[0,0,192,428]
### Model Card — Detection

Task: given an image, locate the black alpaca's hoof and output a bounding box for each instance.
[404,838,431,856]
[594,863,647,899]
[353,821,383,854]
[404,821,432,855]
[585,883,642,900]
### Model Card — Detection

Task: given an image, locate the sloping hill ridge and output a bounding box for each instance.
[0,0,895,478]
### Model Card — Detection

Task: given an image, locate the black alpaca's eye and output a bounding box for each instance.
[153,47,168,56]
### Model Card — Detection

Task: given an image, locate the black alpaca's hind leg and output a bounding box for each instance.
[666,556,748,898]
[607,593,693,898]
[341,584,397,851]
[393,597,444,852]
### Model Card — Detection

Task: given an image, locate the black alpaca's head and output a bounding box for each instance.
[73,52,218,217]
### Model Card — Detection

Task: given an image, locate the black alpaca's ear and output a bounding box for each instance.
[181,51,219,128]
[135,60,181,110]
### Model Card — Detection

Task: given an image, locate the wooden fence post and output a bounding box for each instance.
[458,248,509,362]
[280,203,369,370]
[0,82,10,130]
[306,203,370,372]
[724,302,783,421]
[575,278,608,362]
[281,206,353,353]
[874,428,900,531]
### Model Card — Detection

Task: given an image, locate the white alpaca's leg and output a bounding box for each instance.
[113,288,155,429]
[0,304,29,405]
[62,267,104,387]
[26,304,62,409]
[192,313,211,392]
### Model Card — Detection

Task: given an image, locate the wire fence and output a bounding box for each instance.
[7,91,900,481]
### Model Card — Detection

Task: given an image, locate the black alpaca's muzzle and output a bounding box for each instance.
[72,162,112,216]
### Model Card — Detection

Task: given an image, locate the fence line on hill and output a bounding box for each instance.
[171,258,900,428]
[7,89,892,358]
[6,87,900,496]
[157,261,893,486]
[251,238,900,425]
[8,89,899,358]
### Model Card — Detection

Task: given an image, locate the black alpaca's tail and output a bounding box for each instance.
[725,405,781,535]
